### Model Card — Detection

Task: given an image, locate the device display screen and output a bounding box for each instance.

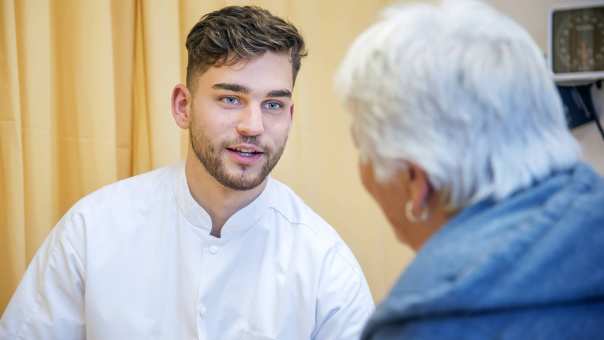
[553,6,604,74]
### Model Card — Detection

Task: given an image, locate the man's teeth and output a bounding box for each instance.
[230,147,260,155]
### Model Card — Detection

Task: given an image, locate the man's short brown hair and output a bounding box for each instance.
[185,6,307,88]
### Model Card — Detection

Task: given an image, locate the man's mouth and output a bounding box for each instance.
[226,145,264,158]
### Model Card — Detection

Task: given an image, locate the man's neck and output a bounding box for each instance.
[184,154,266,238]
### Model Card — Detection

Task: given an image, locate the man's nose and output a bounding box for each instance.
[236,105,264,136]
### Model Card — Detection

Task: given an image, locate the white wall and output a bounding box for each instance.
[489,0,604,174]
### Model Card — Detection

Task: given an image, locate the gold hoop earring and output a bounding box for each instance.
[405,201,428,223]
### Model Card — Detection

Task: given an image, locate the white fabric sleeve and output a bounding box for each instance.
[311,244,375,340]
[0,212,86,340]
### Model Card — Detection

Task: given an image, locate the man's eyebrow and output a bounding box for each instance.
[213,83,291,98]
[212,83,250,93]
[267,89,292,98]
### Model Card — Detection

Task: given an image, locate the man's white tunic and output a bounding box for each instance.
[0,164,374,340]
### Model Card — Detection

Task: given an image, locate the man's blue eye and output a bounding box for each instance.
[264,101,283,110]
[221,96,240,105]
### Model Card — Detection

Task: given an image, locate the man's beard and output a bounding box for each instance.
[190,128,286,191]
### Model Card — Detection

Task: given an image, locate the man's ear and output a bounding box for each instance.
[171,84,191,129]
[407,163,432,215]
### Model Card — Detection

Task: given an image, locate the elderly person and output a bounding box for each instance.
[336,0,604,339]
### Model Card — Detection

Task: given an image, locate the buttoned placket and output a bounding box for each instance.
[175,165,276,339]
[195,234,227,340]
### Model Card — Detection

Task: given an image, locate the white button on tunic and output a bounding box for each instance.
[0,164,374,340]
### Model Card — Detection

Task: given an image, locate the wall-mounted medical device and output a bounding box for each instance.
[548,1,604,84]
[549,1,604,143]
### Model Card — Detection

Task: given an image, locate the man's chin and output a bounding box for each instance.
[219,168,268,191]
[221,177,266,191]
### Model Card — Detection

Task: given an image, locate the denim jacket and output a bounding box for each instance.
[362,163,604,340]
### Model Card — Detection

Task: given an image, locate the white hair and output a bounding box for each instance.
[335,0,580,210]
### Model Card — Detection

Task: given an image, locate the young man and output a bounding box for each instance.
[0,6,374,340]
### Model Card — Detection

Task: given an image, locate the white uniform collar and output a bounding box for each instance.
[174,163,276,242]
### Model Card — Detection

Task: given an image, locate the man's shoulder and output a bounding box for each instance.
[266,178,362,270]
[267,178,337,237]
[74,163,180,211]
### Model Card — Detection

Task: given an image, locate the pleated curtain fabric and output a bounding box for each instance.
[0,0,188,311]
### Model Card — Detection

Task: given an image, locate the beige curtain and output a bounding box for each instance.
[1,0,412,313]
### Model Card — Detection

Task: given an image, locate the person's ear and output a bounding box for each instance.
[171,84,191,129]
[407,163,432,216]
